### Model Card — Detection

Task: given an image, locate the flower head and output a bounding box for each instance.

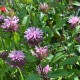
[0,15,5,25]
[24,27,43,46]
[31,46,48,60]
[0,51,8,60]
[8,50,25,68]
[37,65,51,74]
[40,3,49,13]
[68,16,79,25]
[1,16,19,32]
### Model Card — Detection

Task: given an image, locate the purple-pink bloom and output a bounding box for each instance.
[1,16,19,32]
[24,27,43,46]
[31,46,48,60]
[68,16,79,25]
[37,65,51,74]
[43,65,51,74]
[8,50,25,68]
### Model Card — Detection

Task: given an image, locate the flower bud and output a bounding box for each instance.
[37,65,51,75]
[0,51,8,60]
[40,3,49,13]
[0,6,6,12]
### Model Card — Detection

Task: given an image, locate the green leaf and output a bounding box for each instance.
[78,56,80,62]
[60,56,78,67]
[40,12,45,21]
[51,53,66,64]
[74,77,79,80]
[55,18,67,30]
[42,27,53,42]
[71,69,80,75]
[13,32,20,45]
[75,45,80,53]
[48,69,68,78]
[22,15,30,26]
[72,1,80,6]
[72,26,80,37]
[27,73,41,80]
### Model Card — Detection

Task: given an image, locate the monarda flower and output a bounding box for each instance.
[40,3,49,13]
[24,27,43,46]
[0,15,5,25]
[8,50,25,68]
[37,65,51,75]
[1,16,19,32]
[0,51,8,60]
[68,16,79,29]
[31,46,48,60]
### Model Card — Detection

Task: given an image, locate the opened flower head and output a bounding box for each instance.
[1,16,19,32]
[24,27,43,46]
[8,50,25,68]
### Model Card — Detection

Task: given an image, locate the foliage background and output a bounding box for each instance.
[0,0,80,80]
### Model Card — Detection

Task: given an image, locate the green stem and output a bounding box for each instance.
[17,67,24,80]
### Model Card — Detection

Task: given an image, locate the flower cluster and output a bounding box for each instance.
[8,50,25,68]
[31,46,48,60]
[24,27,43,46]
[1,16,19,32]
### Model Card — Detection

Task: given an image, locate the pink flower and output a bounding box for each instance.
[37,65,51,74]
[43,65,51,74]
[24,27,43,46]
[68,16,79,25]
[1,16,19,32]
[8,50,25,68]
[31,46,48,60]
